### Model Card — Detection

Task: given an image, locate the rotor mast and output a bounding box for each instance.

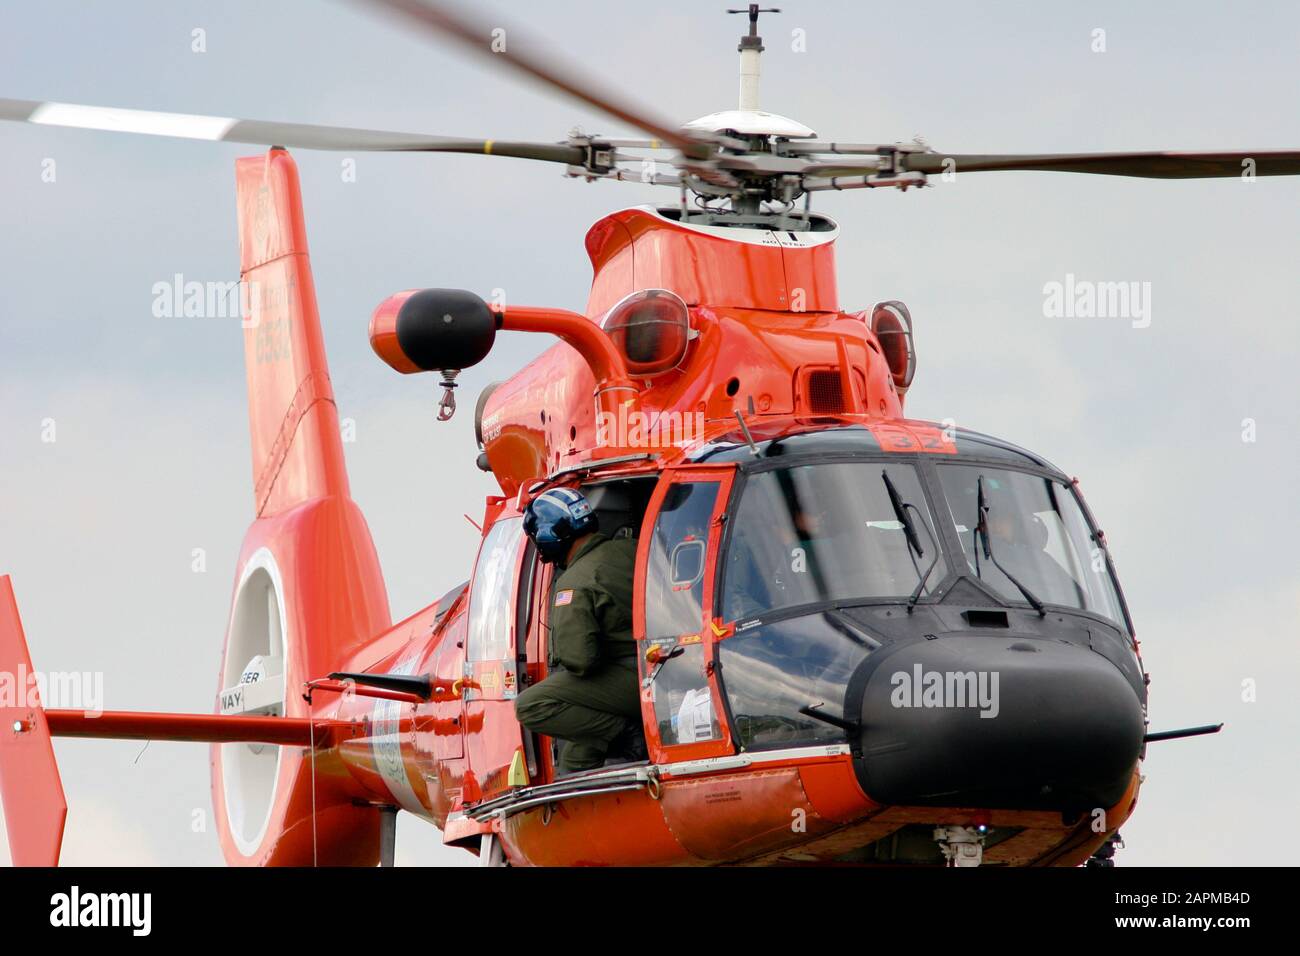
[726,6,780,215]
[731,5,778,111]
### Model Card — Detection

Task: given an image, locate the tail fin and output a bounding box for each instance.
[4,153,395,868]
[236,148,349,517]
[0,576,67,866]
[215,150,392,865]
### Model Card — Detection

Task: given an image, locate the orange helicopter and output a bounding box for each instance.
[2,1,1260,868]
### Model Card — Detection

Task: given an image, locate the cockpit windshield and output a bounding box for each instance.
[934,465,1124,622]
[685,448,1133,757]
[721,462,946,620]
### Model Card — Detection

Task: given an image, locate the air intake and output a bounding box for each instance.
[802,368,847,413]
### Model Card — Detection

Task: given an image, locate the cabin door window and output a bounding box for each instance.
[636,468,736,762]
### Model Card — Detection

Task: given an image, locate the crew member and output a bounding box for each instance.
[986,509,1084,606]
[514,487,645,774]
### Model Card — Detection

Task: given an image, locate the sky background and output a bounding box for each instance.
[1,0,1297,866]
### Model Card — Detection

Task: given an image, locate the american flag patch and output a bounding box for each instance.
[554,589,574,607]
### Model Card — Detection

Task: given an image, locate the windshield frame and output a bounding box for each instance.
[712,450,1134,636]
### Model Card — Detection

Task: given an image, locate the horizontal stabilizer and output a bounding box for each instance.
[45,709,353,747]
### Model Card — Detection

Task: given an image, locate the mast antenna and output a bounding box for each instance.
[727,5,780,111]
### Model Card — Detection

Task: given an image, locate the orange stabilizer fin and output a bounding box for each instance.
[0,576,68,867]
[236,149,350,517]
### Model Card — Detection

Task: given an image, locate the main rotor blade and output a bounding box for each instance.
[0,97,585,164]
[363,0,705,156]
[901,150,1300,179]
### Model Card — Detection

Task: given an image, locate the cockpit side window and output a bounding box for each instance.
[644,481,720,640]
[467,516,525,663]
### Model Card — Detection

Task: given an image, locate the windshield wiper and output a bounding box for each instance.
[881,469,923,558]
[975,475,1047,617]
[879,470,940,614]
[904,506,941,614]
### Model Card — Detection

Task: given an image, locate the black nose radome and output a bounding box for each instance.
[854,635,1145,812]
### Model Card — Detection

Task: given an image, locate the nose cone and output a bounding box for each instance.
[855,636,1145,811]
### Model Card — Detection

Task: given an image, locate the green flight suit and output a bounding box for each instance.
[514,533,642,773]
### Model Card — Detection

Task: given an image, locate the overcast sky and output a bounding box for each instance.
[1,0,1297,866]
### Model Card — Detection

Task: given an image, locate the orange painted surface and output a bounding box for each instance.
[0,577,67,867]
[235,150,350,518]
[3,151,1144,868]
[368,290,423,374]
